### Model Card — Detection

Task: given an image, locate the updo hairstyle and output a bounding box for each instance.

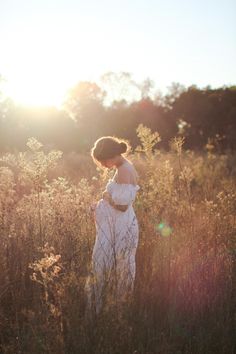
[91,136,130,165]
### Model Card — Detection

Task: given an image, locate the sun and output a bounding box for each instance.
[1,21,118,108]
[5,70,72,108]
[2,29,93,108]
[1,20,121,108]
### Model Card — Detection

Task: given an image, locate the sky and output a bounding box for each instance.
[0,0,235,106]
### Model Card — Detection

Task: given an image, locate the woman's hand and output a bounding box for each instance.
[90,202,97,212]
[102,191,128,212]
[102,191,111,201]
[102,191,116,207]
[89,202,97,221]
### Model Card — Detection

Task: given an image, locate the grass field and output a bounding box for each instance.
[0,126,235,354]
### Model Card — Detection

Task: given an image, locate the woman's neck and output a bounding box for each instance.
[115,156,127,168]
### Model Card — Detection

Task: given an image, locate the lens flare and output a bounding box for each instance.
[155,220,172,237]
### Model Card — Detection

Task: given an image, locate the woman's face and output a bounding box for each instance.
[100,158,115,168]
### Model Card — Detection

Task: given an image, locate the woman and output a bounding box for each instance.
[85,136,140,315]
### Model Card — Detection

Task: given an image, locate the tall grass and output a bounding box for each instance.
[0,126,235,354]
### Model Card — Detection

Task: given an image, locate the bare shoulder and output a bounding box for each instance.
[117,160,139,185]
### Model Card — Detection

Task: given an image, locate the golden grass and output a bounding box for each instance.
[0,126,235,354]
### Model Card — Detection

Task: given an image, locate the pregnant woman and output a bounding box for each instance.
[85,136,140,315]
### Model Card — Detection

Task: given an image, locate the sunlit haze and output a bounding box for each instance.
[0,0,235,107]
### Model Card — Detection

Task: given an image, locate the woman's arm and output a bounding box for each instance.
[102,191,128,212]
[113,203,129,212]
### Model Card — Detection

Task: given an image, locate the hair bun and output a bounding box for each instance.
[119,142,127,153]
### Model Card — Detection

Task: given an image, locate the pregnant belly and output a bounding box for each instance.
[95,198,135,223]
[95,199,111,219]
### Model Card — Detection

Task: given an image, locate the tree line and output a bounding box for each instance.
[0,72,235,153]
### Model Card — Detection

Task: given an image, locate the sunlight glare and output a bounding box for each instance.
[155,220,173,237]
[6,76,68,108]
[2,26,97,108]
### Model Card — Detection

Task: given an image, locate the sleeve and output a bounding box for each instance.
[107,184,138,205]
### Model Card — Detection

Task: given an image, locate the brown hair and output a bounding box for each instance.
[91,136,130,165]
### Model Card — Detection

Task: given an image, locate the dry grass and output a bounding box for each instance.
[0,127,235,354]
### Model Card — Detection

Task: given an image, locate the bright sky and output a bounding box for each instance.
[0,0,235,106]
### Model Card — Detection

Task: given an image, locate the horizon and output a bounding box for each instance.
[1,0,235,107]
[0,79,235,110]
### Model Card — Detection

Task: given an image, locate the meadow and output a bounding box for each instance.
[0,125,235,354]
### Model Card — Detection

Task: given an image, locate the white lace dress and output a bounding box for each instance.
[85,178,140,314]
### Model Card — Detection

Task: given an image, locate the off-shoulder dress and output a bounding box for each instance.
[85,176,140,314]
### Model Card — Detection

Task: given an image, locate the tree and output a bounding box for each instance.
[64,81,106,149]
[100,71,141,106]
[169,86,236,150]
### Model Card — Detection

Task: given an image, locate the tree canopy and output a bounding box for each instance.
[0,73,235,153]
